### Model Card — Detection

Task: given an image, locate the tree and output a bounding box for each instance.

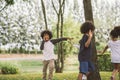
[0,0,14,12]
[51,0,65,73]
[41,0,48,30]
[83,0,101,80]
[0,0,42,53]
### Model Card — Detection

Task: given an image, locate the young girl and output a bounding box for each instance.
[78,21,95,80]
[40,30,72,80]
[102,27,120,80]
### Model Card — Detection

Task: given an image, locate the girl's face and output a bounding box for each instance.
[43,33,50,41]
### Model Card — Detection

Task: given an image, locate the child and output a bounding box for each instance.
[102,27,120,80]
[77,21,95,80]
[40,30,72,80]
[114,26,120,37]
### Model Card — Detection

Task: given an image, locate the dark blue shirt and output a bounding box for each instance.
[78,34,92,61]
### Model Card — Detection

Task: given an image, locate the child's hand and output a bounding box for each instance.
[89,30,93,38]
[67,38,73,40]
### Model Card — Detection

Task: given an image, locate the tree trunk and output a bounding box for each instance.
[83,0,101,80]
[41,0,48,30]
[52,0,65,73]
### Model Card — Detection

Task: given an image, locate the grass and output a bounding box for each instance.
[0,72,119,80]
[0,55,79,73]
[18,60,43,73]
[0,54,119,80]
[0,59,120,80]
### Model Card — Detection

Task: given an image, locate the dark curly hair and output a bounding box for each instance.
[41,30,53,39]
[114,26,120,36]
[110,29,118,38]
[80,21,95,34]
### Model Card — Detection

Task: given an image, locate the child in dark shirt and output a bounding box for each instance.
[77,21,95,80]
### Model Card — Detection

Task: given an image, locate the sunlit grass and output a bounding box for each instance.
[0,55,119,80]
[0,72,119,80]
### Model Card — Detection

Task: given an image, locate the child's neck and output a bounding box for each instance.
[45,40,50,42]
[112,38,118,41]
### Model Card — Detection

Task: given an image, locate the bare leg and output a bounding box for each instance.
[86,72,90,76]
[111,69,118,80]
[77,73,83,80]
[111,63,119,80]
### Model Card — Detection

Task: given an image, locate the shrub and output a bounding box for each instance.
[97,54,113,71]
[0,62,20,74]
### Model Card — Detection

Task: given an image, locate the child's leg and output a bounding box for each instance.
[111,63,119,79]
[77,73,83,80]
[48,59,54,80]
[43,60,49,80]
[77,61,88,80]
[86,72,90,76]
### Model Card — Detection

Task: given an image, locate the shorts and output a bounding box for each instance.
[79,61,95,74]
[112,63,119,70]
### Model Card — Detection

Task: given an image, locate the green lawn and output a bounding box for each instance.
[0,72,118,80]
[0,56,119,80]
[0,56,79,73]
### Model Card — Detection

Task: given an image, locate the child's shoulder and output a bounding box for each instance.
[114,40,120,42]
[108,40,120,44]
[83,34,89,39]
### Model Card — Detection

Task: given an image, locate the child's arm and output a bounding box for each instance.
[51,38,72,44]
[101,45,108,55]
[85,30,93,48]
[40,41,45,50]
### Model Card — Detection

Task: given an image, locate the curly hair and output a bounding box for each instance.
[110,29,118,38]
[80,21,95,34]
[41,30,53,39]
[114,26,120,36]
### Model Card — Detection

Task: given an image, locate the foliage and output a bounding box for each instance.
[0,0,42,53]
[1,0,120,54]
[0,62,20,74]
[95,28,110,43]
[96,41,113,71]
[97,54,113,71]
[53,16,81,55]
[63,17,81,55]
[5,0,14,5]
[0,48,42,54]
[0,60,43,73]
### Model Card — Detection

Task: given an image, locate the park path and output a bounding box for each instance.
[0,54,43,61]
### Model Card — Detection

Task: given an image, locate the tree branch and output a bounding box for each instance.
[0,4,8,12]
[62,0,65,14]
[51,0,58,15]
[41,0,48,30]
[61,0,65,8]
